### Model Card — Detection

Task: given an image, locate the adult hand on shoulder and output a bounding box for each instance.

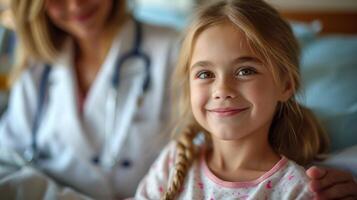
[306,166,357,200]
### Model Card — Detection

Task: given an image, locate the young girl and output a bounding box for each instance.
[135,0,329,199]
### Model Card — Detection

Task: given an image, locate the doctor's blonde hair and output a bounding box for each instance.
[9,0,127,83]
[164,0,329,199]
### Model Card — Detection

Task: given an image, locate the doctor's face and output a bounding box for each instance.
[45,0,113,40]
[189,22,291,142]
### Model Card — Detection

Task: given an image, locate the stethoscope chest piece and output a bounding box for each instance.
[24,147,51,164]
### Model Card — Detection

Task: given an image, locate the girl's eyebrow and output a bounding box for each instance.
[190,61,213,70]
[190,56,262,70]
[231,56,262,65]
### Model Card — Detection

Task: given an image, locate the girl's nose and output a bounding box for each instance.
[67,0,84,11]
[212,78,237,100]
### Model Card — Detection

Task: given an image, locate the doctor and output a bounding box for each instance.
[0,0,176,199]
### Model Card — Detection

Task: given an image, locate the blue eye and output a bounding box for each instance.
[197,71,214,79]
[236,67,257,76]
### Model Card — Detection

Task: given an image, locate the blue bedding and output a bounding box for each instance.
[298,35,357,151]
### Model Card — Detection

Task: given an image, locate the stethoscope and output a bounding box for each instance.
[24,20,151,167]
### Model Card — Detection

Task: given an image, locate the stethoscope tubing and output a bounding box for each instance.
[111,20,151,93]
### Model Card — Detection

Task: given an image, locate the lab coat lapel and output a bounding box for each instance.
[80,23,127,153]
[83,20,135,158]
[49,43,94,159]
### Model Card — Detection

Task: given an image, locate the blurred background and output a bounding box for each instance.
[1,0,357,153]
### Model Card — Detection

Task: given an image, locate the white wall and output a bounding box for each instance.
[265,0,357,11]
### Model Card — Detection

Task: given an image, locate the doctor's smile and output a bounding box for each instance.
[71,8,97,23]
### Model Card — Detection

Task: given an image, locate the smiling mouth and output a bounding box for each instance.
[207,107,249,117]
[72,9,96,22]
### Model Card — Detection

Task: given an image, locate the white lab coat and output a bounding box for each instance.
[0,19,178,199]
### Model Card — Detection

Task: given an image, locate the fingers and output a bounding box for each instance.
[307,166,357,200]
[307,166,354,191]
[313,180,357,200]
[306,166,327,180]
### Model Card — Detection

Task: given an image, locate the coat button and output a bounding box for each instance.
[120,159,132,168]
[92,156,100,164]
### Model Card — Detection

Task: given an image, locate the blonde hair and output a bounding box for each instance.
[9,0,127,83]
[163,0,329,199]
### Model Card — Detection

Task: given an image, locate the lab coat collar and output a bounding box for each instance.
[48,40,94,159]
[83,18,135,114]
[81,19,136,153]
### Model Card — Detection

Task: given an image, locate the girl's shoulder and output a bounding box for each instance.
[135,140,204,199]
[135,141,178,199]
[152,133,206,169]
[155,141,179,168]
[282,159,310,182]
[149,140,197,171]
[270,158,314,199]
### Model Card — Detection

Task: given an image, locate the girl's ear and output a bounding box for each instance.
[279,77,294,102]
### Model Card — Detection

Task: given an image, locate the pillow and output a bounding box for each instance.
[297,35,357,152]
[321,144,357,176]
[290,20,322,47]
[131,0,193,29]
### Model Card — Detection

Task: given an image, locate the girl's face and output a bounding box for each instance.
[45,0,113,40]
[189,22,291,141]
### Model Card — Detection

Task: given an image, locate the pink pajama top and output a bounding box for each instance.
[135,141,313,200]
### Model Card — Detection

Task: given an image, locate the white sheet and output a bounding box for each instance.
[320,145,357,177]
